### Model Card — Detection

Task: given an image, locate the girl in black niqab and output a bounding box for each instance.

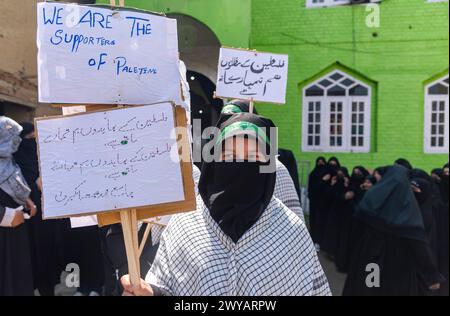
[198,113,277,243]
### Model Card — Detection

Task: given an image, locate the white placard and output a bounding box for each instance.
[216,48,289,104]
[37,2,181,105]
[36,103,185,219]
[70,216,98,228]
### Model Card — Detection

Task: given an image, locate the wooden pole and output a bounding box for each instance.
[249,99,254,114]
[139,223,152,257]
[111,0,142,288]
[120,210,141,286]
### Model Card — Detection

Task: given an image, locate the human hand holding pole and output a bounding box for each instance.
[121,275,154,296]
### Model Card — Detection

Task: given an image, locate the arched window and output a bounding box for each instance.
[424,74,449,154]
[302,70,372,153]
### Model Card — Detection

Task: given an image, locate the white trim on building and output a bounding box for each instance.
[302,70,372,153]
[424,74,449,154]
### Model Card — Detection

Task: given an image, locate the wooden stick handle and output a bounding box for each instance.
[130,209,141,277]
[249,100,254,114]
[139,223,152,257]
[120,210,141,286]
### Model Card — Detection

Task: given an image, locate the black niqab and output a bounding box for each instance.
[355,165,427,242]
[198,113,277,243]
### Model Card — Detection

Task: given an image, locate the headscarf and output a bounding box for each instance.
[431,168,443,180]
[19,122,34,139]
[374,166,390,180]
[441,163,449,204]
[355,165,427,242]
[328,157,341,168]
[13,122,39,181]
[221,100,258,115]
[351,166,369,186]
[322,157,341,178]
[0,117,30,205]
[365,175,377,186]
[411,178,432,206]
[350,166,370,194]
[309,157,328,197]
[411,178,434,236]
[0,117,24,183]
[338,167,350,179]
[198,113,277,243]
[395,158,413,171]
[410,168,432,183]
[316,156,327,167]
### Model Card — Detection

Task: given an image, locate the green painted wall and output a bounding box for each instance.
[96,0,251,48]
[252,0,449,172]
[97,0,449,172]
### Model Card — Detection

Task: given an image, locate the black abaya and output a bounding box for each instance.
[0,189,34,296]
[63,223,105,294]
[344,166,445,296]
[343,225,443,296]
[321,179,347,258]
[14,136,65,296]
[308,158,327,244]
[436,175,449,296]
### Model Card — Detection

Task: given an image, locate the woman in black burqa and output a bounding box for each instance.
[436,163,449,296]
[13,122,65,296]
[335,166,370,272]
[343,165,445,296]
[321,167,350,259]
[308,156,327,245]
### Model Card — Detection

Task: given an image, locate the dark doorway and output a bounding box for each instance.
[188,71,223,168]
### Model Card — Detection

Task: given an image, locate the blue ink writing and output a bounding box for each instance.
[42,7,64,25]
[126,17,151,38]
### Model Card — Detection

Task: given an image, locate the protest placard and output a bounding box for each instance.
[37,2,181,105]
[216,47,289,104]
[35,102,193,219]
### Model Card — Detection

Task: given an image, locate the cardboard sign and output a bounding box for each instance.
[35,103,188,219]
[37,2,181,105]
[216,47,289,104]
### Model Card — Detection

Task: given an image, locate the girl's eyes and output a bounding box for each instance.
[222,154,259,161]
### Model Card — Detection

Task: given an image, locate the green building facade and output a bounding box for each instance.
[98,0,449,174]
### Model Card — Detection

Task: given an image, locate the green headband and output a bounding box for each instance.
[216,121,272,147]
[221,104,243,114]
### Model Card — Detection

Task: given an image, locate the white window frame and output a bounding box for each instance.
[306,0,350,8]
[302,70,372,153]
[306,0,382,8]
[424,74,449,154]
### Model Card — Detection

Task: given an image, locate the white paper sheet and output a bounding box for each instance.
[36,102,185,219]
[216,48,289,104]
[37,2,181,105]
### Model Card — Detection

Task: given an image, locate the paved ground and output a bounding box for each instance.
[50,254,347,296]
[49,214,346,296]
[318,253,347,296]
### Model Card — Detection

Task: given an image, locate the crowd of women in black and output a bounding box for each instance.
[1,113,449,296]
[309,156,449,296]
